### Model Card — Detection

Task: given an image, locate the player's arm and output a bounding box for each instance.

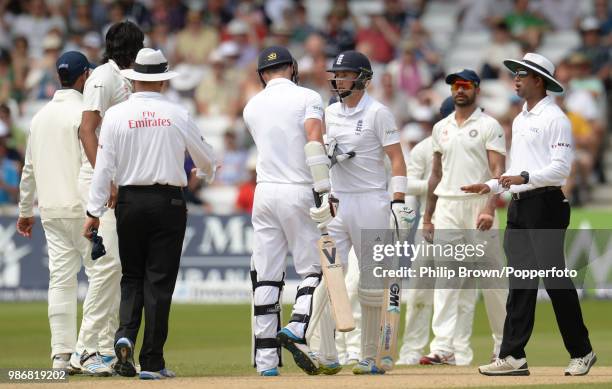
[84,118,116,238]
[16,137,36,238]
[406,142,428,196]
[183,113,217,184]
[79,110,101,167]
[477,150,505,231]
[384,143,407,200]
[423,152,441,242]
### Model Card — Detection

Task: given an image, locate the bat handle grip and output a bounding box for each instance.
[312,188,322,207]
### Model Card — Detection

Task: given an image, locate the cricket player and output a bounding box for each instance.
[15,51,112,374]
[243,46,335,376]
[74,21,144,371]
[420,70,507,365]
[315,50,413,375]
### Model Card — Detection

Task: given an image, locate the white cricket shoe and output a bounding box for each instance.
[69,352,82,374]
[396,352,421,365]
[419,351,456,365]
[52,353,76,373]
[479,356,529,376]
[80,351,113,377]
[565,351,597,376]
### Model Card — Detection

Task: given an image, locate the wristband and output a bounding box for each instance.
[86,210,99,219]
[391,176,407,194]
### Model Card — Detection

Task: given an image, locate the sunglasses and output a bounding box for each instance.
[451,80,475,91]
[512,69,530,78]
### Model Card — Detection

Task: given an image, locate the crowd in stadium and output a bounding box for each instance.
[0,0,610,212]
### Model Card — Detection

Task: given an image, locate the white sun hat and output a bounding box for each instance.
[121,48,179,82]
[503,52,564,93]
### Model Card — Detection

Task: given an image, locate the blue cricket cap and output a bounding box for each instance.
[56,51,95,84]
[445,69,481,86]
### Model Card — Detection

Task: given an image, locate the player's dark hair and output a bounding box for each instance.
[102,21,144,69]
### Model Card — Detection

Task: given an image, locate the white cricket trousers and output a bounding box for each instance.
[428,196,507,363]
[399,222,478,365]
[250,183,322,372]
[317,190,389,361]
[42,217,104,357]
[77,177,122,355]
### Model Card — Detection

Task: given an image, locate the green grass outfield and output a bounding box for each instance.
[0,299,610,377]
[496,206,612,229]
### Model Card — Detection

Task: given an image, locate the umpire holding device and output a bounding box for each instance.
[83,48,216,380]
[463,53,595,377]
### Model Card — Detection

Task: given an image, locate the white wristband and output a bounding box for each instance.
[391,176,407,194]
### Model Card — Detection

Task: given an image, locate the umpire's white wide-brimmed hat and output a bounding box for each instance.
[503,52,564,93]
[121,48,179,82]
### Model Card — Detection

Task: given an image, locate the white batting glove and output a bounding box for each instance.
[310,193,337,230]
[390,200,416,238]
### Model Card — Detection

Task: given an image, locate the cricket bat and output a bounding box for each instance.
[376,229,402,371]
[313,190,355,332]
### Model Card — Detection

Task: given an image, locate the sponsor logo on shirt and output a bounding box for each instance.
[529,127,540,134]
[469,129,478,138]
[128,111,171,129]
[551,142,571,149]
[385,128,399,136]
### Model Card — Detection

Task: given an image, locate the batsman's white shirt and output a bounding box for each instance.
[325,92,400,193]
[80,59,132,180]
[88,92,216,217]
[432,108,506,198]
[243,77,324,185]
[243,78,325,372]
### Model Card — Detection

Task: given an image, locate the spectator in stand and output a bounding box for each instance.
[0,139,19,205]
[11,0,65,59]
[576,17,610,78]
[407,20,442,76]
[121,0,153,32]
[102,1,137,39]
[594,0,612,37]
[174,9,218,65]
[0,49,13,104]
[225,18,258,68]
[301,54,332,104]
[10,36,30,104]
[235,151,257,214]
[458,0,513,32]
[216,131,248,186]
[321,8,355,56]
[150,0,188,32]
[482,21,522,79]
[503,0,547,49]
[68,1,95,36]
[387,40,432,98]
[203,0,234,28]
[81,32,103,64]
[27,32,62,101]
[373,72,410,126]
[149,22,176,59]
[356,11,401,64]
[291,4,316,44]
[0,104,25,163]
[194,49,241,118]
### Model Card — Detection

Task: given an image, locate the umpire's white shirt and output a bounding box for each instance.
[325,92,400,193]
[87,92,216,217]
[432,108,506,198]
[19,89,84,219]
[487,95,574,193]
[80,59,132,180]
[243,78,324,184]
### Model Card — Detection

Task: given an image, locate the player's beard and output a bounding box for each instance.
[454,93,476,107]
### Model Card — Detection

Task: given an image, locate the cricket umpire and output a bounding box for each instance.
[83,48,216,380]
[463,53,596,376]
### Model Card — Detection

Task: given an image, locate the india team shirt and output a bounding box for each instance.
[80,59,132,180]
[432,108,506,198]
[325,93,400,193]
[243,78,324,185]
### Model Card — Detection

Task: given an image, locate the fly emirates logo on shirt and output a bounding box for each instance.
[128,111,171,129]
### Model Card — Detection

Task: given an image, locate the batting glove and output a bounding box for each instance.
[390,200,416,238]
[310,193,338,230]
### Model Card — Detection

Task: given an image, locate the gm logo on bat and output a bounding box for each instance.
[388,283,401,312]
